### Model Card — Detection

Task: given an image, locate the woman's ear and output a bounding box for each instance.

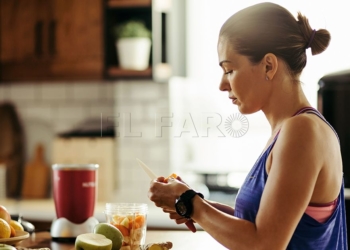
[263,53,278,80]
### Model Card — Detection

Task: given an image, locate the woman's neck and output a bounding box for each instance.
[262,75,311,135]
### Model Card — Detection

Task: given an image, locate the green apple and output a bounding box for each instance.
[94,223,124,250]
[0,244,16,250]
[75,233,112,250]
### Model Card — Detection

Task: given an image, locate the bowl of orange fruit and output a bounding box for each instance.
[0,205,29,245]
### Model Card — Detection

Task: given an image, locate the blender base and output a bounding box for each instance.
[50,217,99,241]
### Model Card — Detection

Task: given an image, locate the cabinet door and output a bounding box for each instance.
[50,0,104,79]
[0,0,51,81]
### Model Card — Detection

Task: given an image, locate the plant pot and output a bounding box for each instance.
[116,37,151,71]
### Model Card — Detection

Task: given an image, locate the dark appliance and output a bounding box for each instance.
[317,69,350,187]
[317,69,350,241]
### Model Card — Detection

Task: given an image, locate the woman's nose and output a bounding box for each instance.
[219,76,230,92]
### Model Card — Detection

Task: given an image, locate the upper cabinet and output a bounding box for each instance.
[0,0,104,81]
[0,0,153,82]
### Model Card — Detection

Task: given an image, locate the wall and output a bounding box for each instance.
[0,81,170,204]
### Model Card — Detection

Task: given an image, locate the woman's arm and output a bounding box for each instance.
[189,116,323,249]
[149,115,324,249]
[205,200,235,216]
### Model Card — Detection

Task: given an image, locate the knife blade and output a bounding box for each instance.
[136,158,157,179]
[136,158,198,233]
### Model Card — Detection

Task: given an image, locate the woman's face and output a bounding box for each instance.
[217,37,270,114]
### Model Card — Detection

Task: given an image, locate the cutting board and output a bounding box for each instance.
[21,143,50,199]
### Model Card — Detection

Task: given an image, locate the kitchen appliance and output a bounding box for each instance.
[50,164,99,241]
[317,70,350,242]
[317,70,350,187]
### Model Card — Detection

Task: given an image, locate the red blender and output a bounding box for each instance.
[50,164,99,241]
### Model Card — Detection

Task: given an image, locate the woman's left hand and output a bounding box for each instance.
[148,176,190,211]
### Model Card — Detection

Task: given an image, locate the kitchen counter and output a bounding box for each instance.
[16,230,227,249]
[0,199,196,230]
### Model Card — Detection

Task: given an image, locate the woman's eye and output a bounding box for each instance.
[224,70,233,75]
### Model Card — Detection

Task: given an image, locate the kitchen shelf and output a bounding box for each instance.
[104,2,152,79]
[106,66,152,78]
[107,0,151,8]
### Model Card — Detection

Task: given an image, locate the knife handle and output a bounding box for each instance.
[185,220,197,233]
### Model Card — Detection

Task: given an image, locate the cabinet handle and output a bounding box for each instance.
[34,21,44,56]
[48,20,56,56]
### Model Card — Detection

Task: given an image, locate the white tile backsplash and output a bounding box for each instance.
[23,105,54,121]
[8,83,40,101]
[0,84,10,101]
[0,80,170,203]
[70,83,102,101]
[40,83,68,101]
[114,81,170,203]
[89,103,114,118]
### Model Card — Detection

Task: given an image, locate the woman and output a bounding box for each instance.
[148,2,347,249]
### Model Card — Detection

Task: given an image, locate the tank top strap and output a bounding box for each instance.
[264,130,281,158]
[292,106,340,143]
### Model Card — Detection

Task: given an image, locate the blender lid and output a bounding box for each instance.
[52,164,99,170]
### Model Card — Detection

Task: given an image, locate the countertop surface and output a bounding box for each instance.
[0,198,196,230]
[16,230,227,249]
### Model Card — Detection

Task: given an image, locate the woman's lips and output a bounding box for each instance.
[230,97,238,104]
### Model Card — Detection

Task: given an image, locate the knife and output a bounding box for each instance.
[136,158,198,233]
[136,158,157,179]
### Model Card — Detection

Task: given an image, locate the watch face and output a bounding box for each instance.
[176,201,187,216]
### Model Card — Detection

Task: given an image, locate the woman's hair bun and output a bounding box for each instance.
[297,12,331,55]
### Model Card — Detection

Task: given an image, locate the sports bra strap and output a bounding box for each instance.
[293,107,340,143]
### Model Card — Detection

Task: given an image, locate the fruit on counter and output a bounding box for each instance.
[0,244,16,250]
[142,242,173,250]
[110,214,146,249]
[164,173,177,183]
[9,220,24,232]
[0,218,11,238]
[93,223,124,250]
[9,225,16,237]
[75,233,112,250]
[0,206,11,224]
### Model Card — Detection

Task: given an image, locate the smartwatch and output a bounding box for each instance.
[175,189,204,219]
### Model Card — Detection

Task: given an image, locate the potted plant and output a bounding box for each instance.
[113,20,151,71]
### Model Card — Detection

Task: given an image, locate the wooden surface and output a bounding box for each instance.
[16,230,228,249]
[21,144,50,199]
[0,0,103,81]
[107,66,152,79]
[107,0,151,8]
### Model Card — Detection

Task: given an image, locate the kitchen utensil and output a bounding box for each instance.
[0,163,6,199]
[21,143,50,199]
[10,215,35,234]
[135,158,197,232]
[136,158,157,179]
[50,164,99,241]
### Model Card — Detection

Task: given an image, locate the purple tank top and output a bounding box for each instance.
[234,107,348,249]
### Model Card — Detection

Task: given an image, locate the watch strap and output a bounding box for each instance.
[176,189,204,218]
[180,189,204,201]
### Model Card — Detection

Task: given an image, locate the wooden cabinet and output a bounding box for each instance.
[0,0,103,81]
[0,0,154,81]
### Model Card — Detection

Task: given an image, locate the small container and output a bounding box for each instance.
[105,203,148,249]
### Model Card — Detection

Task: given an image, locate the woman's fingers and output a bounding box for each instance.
[163,208,175,213]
